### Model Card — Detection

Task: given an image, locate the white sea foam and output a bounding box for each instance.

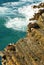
[5,17,28,31]
[20,0,33,2]
[5,4,38,31]
[20,0,44,2]
[0,7,8,13]
[5,1,44,31]
[2,2,25,7]
[0,0,43,31]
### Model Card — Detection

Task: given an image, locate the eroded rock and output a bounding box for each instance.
[0,2,44,65]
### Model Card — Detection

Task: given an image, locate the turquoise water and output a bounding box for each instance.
[0,0,43,65]
[0,16,26,65]
[0,17,26,50]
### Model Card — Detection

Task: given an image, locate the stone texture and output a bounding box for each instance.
[0,2,44,65]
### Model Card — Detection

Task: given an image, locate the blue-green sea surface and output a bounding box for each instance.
[0,16,26,65]
[0,0,44,65]
[0,17,26,50]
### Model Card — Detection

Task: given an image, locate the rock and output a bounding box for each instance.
[0,51,5,57]
[30,9,44,21]
[0,2,44,65]
[33,5,38,8]
[33,3,44,8]
[5,45,16,52]
[28,22,40,32]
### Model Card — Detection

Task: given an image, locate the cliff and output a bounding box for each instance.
[0,2,44,65]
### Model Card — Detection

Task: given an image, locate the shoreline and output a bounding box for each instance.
[0,2,44,65]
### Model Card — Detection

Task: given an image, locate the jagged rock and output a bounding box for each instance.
[5,45,16,52]
[33,3,44,8]
[0,2,44,65]
[28,22,40,32]
[30,9,44,20]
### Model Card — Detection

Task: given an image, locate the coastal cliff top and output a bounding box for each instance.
[0,2,44,65]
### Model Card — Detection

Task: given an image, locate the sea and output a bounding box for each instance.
[0,0,44,65]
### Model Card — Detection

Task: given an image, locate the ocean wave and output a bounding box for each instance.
[0,7,8,13]
[5,17,28,31]
[20,0,44,2]
[4,3,39,31]
[20,0,33,2]
[0,0,44,31]
[2,2,26,7]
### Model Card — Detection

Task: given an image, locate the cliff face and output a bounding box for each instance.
[0,3,44,65]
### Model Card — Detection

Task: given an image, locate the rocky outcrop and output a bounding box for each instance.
[30,9,44,20]
[30,3,44,21]
[0,2,44,65]
[33,3,44,8]
[28,22,40,32]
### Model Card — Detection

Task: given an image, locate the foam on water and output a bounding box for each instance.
[20,0,34,2]
[0,0,44,31]
[5,3,44,31]
[20,0,44,2]
[5,17,27,31]
[0,1,44,65]
[0,7,8,13]
[2,1,26,8]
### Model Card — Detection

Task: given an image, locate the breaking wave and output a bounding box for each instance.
[0,0,44,31]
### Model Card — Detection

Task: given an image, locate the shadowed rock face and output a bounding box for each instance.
[0,2,44,65]
[30,9,44,20]
[30,3,44,21]
[28,22,40,32]
[2,55,6,60]
[6,45,16,51]
[33,3,44,8]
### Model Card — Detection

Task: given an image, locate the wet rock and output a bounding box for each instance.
[5,45,16,51]
[28,22,40,32]
[33,3,44,8]
[2,55,6,60]
[30,9,44,21]
[0,2,44,65]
